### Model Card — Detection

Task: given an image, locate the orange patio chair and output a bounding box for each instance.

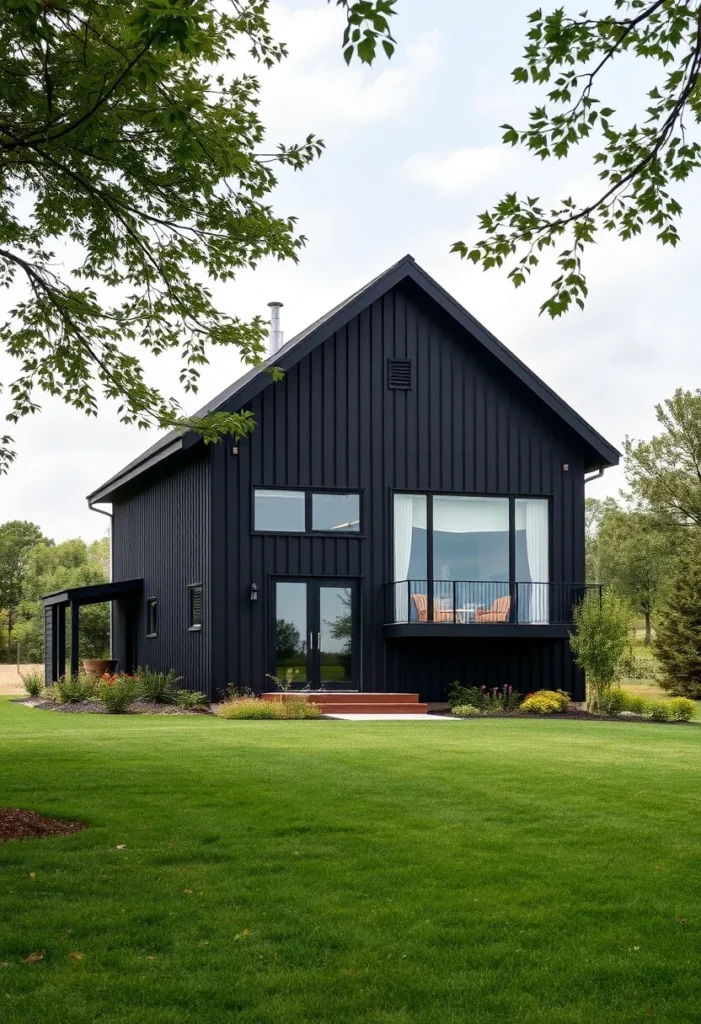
[411,593,454,622]
[475,595,511,623]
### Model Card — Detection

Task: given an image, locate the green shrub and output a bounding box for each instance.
[521,690,569,715]
[174,689,209,710]
[98,674,137,713]
[647,700,672,722]
[667,697,695,722]
[55,673,97,704]
[20,670,44,697]
[448,681,484,709]
[570,590,632,711]
[600,687,632,716]
[135,667,182,703]
[625,694,650,715]
[217,698,280,720]
[452,704,481,717]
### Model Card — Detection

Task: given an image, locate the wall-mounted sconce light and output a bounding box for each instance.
[249,582,258,603]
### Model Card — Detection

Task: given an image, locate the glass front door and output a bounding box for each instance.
[273,579,358,690]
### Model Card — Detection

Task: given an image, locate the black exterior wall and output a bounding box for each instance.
[111,451,211,691]
[210,280,589,701]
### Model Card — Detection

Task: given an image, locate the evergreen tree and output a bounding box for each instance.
[654,546,701,699]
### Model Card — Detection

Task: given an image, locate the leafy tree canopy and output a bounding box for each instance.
[589,499,677,642]
[12,535,110,662]
[624,388,701,527]
[0,519,47,648]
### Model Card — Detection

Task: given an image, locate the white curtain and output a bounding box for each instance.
[393,495,426,621]
[516,499,549,623]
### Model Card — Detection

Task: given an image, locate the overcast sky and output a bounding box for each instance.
[2,0,699,543]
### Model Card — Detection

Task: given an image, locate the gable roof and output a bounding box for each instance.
[88,254,619,503]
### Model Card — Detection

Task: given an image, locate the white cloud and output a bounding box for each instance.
[400,145,519,196]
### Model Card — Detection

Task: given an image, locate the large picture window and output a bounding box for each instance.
[392,493,549,623]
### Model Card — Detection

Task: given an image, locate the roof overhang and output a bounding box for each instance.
[42,578,143,607]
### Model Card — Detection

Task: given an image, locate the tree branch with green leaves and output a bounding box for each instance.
[0,0,324,474]
[451,1,701,316]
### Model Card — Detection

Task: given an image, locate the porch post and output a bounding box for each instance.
[47,605,58,684]
[69,600,80,677]
[57,604,67,680]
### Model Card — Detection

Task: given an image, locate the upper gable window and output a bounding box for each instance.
[254,489,306,532]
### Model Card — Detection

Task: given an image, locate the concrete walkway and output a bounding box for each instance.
[322,713,459,721]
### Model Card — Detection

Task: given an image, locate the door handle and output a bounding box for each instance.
[317,632,321,650]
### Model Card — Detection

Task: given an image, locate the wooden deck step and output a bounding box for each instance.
[317,702,428,715]
[262,692,420,706]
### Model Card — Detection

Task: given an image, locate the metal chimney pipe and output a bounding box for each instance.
[267,301,283,354]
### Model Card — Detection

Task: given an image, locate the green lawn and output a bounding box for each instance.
[1,700,701,1023]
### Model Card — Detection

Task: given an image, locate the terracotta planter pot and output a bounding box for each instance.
[83,658,118,678]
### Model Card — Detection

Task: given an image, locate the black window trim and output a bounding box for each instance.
[187,583,203,632]
[146,596,158,638]
[252,486,364,537]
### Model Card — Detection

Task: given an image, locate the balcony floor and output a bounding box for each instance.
[384,623,572,639]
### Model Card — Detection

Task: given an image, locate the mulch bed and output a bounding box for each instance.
[0,808,88,843]
[14,698,211,715]
[432,707,696,724]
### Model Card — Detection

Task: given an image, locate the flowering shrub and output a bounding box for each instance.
[521,690,570,715]
[448,681,522,713]
[667,697,695,722]
[98,674,137,713]
[451,704,481,718]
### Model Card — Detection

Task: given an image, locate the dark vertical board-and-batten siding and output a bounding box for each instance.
[112,453,211,692]
[212,281,587,699]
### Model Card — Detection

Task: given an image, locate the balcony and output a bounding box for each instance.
[384,581,602,639]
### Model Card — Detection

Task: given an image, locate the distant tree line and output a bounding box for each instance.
[587,388,701,698]
[0,521,109,664]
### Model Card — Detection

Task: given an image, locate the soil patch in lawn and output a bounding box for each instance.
[0,808,88,843]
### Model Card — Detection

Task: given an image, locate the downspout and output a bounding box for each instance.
[88,501,113,653]
[584,466,605,485]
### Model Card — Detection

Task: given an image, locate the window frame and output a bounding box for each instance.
[252,486,364,537]
[391,490,552,593]
[187,583,203,632]
[146,597,158,638]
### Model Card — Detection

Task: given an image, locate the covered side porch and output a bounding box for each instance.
[42,579,143,683]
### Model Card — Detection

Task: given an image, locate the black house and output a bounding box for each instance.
[44,256,619,702]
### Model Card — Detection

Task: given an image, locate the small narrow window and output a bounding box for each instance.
[388,358,412,390]
[188,585,203,630]
[146,598,158,638]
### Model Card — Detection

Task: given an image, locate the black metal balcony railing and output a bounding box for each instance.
[385,580,602,626]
